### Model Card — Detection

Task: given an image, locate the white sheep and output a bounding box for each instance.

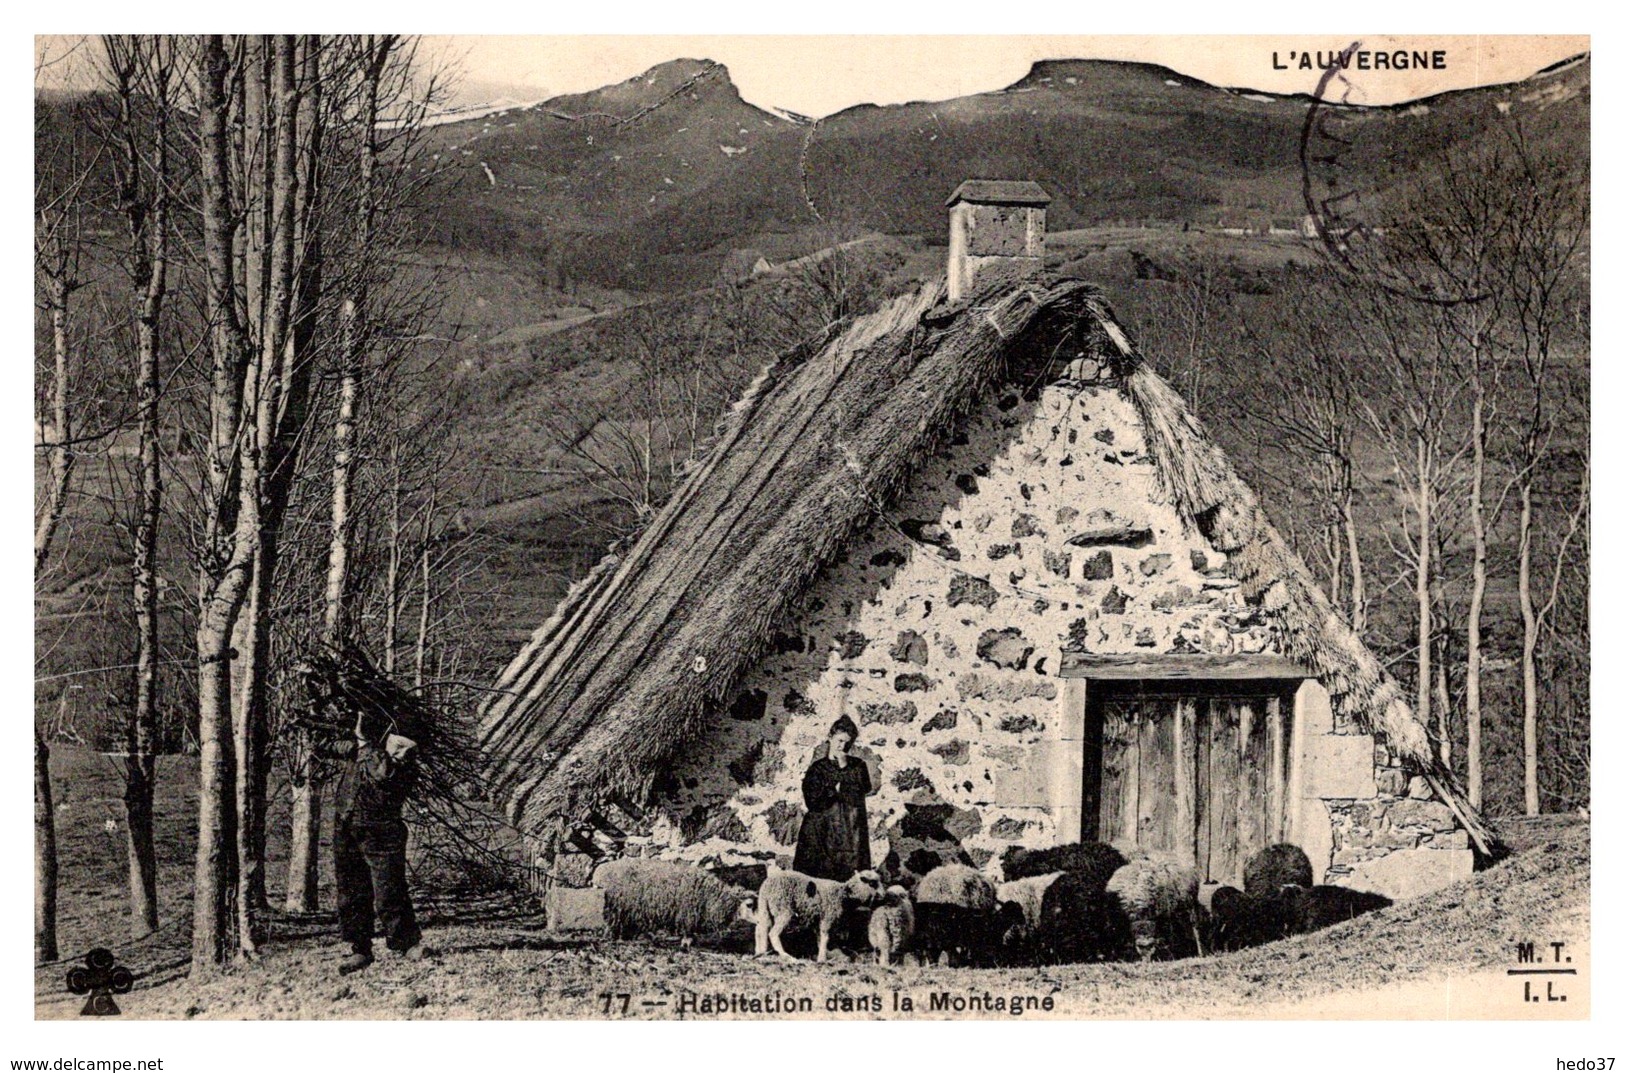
[748,866,884,963]
[1105,854,1204,960]
[592,857,746,941]
[916,863,996,910]
[996,870,1064,930]
[914,863,999,966]
[866,885,915,966]
[994,870,1064,957]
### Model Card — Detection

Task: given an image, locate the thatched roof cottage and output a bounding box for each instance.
[479,181,1499,902]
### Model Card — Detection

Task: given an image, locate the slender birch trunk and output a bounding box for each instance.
[193,33,258,973]
[35,277,74,571]
[1343,487,1366,634]
[105,34,172,940]
[291,35,389,911]
[1518,480,1540,815]
[382,435,402,675]
[1466,388,1488,807]
[35,729,58,963]
[415,544,432,691]
[1414,437,1432,736]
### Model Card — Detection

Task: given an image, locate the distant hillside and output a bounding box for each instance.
[417,54,1590,291]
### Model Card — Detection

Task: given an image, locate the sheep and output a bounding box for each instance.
[1242,843,1314,899]
[592,858,746,942]
[1105,854,1203,960]
[866,885,915,966]
[1002,841,1127,882]
[916,862,996,910]
[1277,884,1392,935]
[1207,884,1290,952]
[993,871,1064,963]
[912,863,998,966]
[1035,867,1132,964]
[747,866,884,963]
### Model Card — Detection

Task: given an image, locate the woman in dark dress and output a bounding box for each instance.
[793,715,872,881]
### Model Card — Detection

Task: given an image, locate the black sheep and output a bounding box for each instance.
[1035,868,1133,963]
[911,902,998,966]
[1242,843,1313,898]
[1279,884,1393,934]
[1209,885,1291,951]
[1003,841,1128,882]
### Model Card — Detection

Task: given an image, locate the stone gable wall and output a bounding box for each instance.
[643,381,1277,878]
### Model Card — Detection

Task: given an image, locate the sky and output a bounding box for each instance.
[421,35,1587,117]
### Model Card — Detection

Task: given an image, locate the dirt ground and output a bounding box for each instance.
[34,747,1589,1021]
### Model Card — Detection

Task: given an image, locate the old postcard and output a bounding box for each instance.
[29,32,1590,1045]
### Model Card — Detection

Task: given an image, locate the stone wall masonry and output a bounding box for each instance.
[628,379,1443,888]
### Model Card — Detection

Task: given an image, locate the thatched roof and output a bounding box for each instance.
[478,274,1501,858]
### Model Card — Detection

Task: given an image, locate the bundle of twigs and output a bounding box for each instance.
[296,645,540,898]
[297,644,480,804]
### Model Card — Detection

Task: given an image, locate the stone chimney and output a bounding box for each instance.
[946,179,1051,301]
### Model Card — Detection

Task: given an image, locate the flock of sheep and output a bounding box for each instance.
[589,842,1392,967]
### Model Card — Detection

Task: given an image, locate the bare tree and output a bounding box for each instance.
[1350,275,1468,750]
[1241,268,1368,632]
[287,34,404,913]
[1136,251,1230,415]
[1500,130,1589,815]
[99,33,182,939]
[190,33,327,968]
[34,56,101,965]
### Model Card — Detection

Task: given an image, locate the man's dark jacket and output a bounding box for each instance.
[317,735,418,822]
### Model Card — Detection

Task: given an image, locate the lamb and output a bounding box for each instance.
[1002,841,1127,882]
[1105,854,1204,960]
[592,858,746,942]
[1242,843,1314,898]
[912,863,998,966]
[747,866,884,962]
[993,871,1064,963]
[866,885,916,966]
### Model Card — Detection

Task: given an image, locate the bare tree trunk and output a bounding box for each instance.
[383,434,402,674]
[290,34,386,912]
[232,554,272,950]
[1466,389,1488,807]
[35,278,75,570]
[1343,491,1367,635]
[1415,437,1433,735]
[233,33,315,950]
[193,611,243,969]
[415,542,432,690]
[1518,480,1540,815]
[193,33,254,973]
[105,33,172,941]
[32,124,86,968]
[1434,626,1452,768]
[35,729,58,963]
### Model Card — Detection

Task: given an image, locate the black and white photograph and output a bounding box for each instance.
[26,31,1593,1039]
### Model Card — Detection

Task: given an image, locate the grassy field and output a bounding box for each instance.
[34,745,1588,1021]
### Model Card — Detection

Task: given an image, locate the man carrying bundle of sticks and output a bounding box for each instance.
[314,706,431,974]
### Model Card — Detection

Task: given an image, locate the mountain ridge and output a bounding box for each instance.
[414,52,1586,291]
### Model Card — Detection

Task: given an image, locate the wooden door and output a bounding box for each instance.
[1084,684,1291,884]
